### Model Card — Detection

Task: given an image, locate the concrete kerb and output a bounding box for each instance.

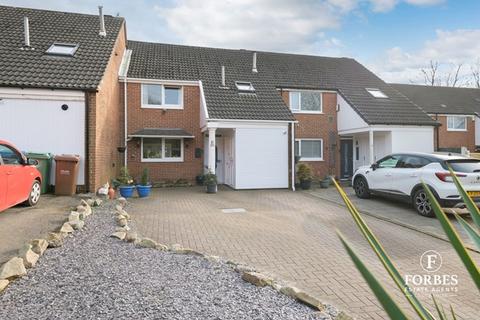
[109,198,349,319]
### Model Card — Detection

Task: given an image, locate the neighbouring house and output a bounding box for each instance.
[392,84,480,153]
[0,5,127,192]
[120,42,437,188]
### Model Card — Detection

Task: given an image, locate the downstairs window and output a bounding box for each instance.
[294,139,323,161]
[142,138,183,162]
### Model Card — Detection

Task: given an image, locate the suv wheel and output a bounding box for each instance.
[354,176,370,199]
[412,188,435,217]
[27,180,41,207]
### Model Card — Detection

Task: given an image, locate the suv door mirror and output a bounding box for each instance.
[371,163,378,170]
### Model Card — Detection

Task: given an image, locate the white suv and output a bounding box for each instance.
[352,152,480,217]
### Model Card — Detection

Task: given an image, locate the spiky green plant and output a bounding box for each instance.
[332,169,480,320]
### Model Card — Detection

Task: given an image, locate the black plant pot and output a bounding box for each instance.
[320,179,330,189]
[300,179,312,190]
[206,183,217,194]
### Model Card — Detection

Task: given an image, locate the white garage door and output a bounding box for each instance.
[0,88,86,185]
[234,127,289,189]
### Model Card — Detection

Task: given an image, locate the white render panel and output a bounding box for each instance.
[337,94,369,132]
[390,127,434,154]
[0,88,86,185]
[234,126,288,189]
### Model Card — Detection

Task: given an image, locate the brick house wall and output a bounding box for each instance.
[281,90,340,180]
[125,83,204,184]
[433,115,475,152]
[86,22,127,192]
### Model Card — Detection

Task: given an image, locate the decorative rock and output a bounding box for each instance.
[0,257,27,280]
[115,204,123,212]
[0,279,8,293]
[118,197,127,206]
[120,211,131,220]
[155,243,169,251]
[86,199,95,206]
[46,232,64,248]
[18,244,40,268]
[234,264,256,273]
[110,231,126,240]
[69,220,85,230]
[125,232,138,243]
[60,222,74,233]
[79,201,92,216]
[117,217,127,227]
[137,238,157,249]
[294,291,325,311]
[241,271,273,287]
[68,212,80,222]
[205,255,221,263]
[30,239,48,256]
[93,198,102,207]
[115,226,129,232]
[279,285,299,298]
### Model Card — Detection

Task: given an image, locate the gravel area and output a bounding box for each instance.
[0,202,323,320]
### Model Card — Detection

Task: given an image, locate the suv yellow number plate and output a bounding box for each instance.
[467,191,480,197]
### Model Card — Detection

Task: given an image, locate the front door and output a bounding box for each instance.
[224,134,235,187]
[340,139,353,179]
[216,137,224,184]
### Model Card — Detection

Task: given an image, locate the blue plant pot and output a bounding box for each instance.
[119,185,135,198]
[136,185,152,198]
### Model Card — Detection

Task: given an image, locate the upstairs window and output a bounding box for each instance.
[46,43,78,56]
[142,84,183,109]
[447,116,467,131]
[289,91,322,112]
[235,81,255,93]
[366,88,388,98]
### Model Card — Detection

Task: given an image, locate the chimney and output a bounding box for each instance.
[252,52,258,73]
[23,17,30,47]
[221,66,226,87]
[98,6,106,37]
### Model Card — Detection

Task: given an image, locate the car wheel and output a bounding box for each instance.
[27,180,41,207]
[412,188,435,218]
[354,176,370,199]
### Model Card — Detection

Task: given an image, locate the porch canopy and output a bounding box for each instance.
[128,128,194,139]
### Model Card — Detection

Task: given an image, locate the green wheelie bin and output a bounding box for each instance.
[25,152,53,194]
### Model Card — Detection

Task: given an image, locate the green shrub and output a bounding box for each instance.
[297,163,313,182]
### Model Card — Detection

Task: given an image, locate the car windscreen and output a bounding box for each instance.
[443,159,480,173]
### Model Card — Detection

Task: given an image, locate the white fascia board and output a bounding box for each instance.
[121,78,200,86]
[128,134,195,138]
[429,113,475,118]
[199,80,209,120]
[118,49,132,78]
[206,120,292,130]
[0,87,85,101]
[339,124,434,135]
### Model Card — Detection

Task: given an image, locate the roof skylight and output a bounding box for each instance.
[366,88,388,98]
[235,81,255,93]
[46,43,79,56]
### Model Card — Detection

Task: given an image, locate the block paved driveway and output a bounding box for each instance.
[128,187,480,320]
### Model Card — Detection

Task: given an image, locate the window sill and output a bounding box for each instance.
[298,158,324,162]
[291,111,323,114]
[446,129,467,132]
[141,104,184,110]
[141,158,184,163]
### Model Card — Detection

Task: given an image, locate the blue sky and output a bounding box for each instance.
[2,0,479,85]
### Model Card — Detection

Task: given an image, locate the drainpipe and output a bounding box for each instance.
[435,113,439,151]
[123,77,128,167]
[291,122,295,191]
[368,128,374,164]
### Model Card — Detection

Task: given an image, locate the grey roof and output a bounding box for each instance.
[127,41,436,125]
[0,5,124,90]
[129,128,194,138]
[391,83,480,115]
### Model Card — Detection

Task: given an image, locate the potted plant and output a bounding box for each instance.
[297,163,313,190]
[136,168,152,198]
[320,176,331,189]
[117,167,135,198]
[203,172,217,193]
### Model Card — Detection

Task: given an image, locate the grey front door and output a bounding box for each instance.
[340,139,353,179]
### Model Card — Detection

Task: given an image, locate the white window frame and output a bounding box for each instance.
[141,84,184,109]
[289,90,323,114]
[141,137,184,162]
[446,115,467,131]
[366,88,388,99]
[294,139,323,161]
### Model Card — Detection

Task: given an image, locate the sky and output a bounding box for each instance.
[2,0,480,85]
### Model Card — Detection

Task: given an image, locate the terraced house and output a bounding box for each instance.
[120,42,437,189]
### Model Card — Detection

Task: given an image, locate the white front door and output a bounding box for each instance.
[224,134,235,187]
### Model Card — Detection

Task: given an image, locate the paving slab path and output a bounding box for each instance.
[129,187,480,320]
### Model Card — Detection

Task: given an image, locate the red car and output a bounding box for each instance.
[0,140,42,212]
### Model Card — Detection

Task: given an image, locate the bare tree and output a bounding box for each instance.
[471,59,480,88]
[444,63,463,87]
[421,60,439,86]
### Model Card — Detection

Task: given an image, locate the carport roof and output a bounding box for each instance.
[0,5,124,90]
[128,128,195,138]
[127,41,436,126]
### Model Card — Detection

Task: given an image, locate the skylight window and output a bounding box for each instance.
[46,43,79,56]
[366,88,388,98]
[235,81,255,93]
